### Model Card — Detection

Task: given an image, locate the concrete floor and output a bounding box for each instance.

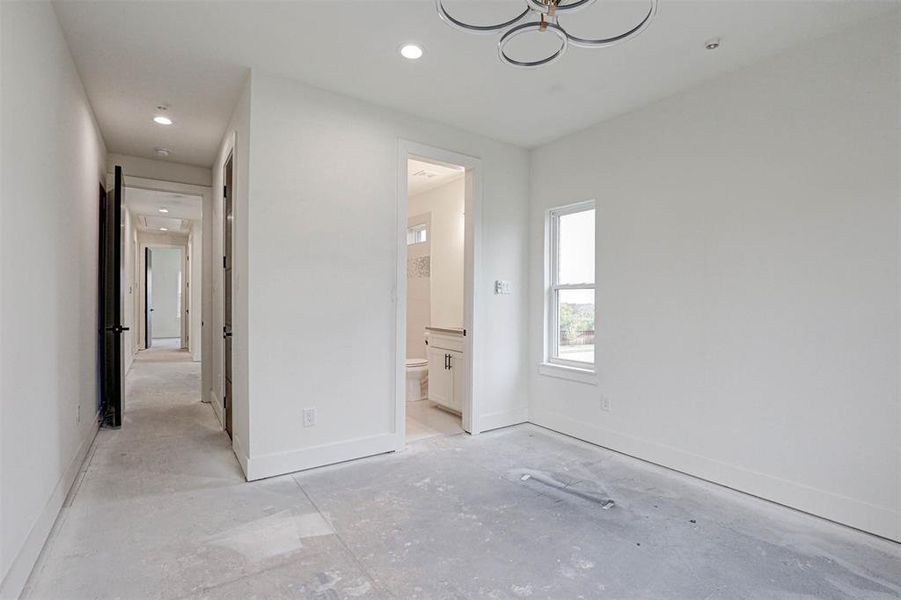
[151,337,182,350]
[23,347,901,599]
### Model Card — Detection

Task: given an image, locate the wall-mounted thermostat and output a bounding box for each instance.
[495,280,512,295]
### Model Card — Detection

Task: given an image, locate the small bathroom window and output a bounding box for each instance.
[407,223,428,245]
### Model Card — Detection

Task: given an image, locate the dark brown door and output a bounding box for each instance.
[223,154,233,437]
[100,166,128,427]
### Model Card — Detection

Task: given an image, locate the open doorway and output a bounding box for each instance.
[144,246,185,349]
[125,187,202,358]
[398,144,482,444]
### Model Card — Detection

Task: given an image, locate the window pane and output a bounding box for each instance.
[407,224,427,245]
[557,208,595,285]
[557,288,595,364]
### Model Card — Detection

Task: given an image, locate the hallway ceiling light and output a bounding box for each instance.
[153,105,173,126]
[158,208,169,213]
[400,43,423,59]
[436,0,658,68]
[159,227,168,231]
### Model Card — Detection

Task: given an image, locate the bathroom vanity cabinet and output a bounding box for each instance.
[425,327,464,414]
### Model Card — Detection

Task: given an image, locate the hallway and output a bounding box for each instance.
[22,346,381,598]
[23,346,247,598]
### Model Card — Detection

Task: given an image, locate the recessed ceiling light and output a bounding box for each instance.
[154,147,171,157]
[400,44,423,60]
[158,208,169,214]
[159,227,168,231]
[705,38,721,51]
[153,116,173,125]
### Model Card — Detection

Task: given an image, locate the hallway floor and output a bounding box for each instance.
[23,348,901,599]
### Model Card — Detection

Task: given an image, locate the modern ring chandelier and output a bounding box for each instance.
[436,0,658,68]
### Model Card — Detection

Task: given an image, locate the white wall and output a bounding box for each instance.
[240,71,529,479]
[149,248,182,339]
[528,16,900,541]
[409,177,465,331]
[107,153,211,187]
[189,220,202,361]
[0,2,108,597]
[201,184,213,408]
[405,212,430,360]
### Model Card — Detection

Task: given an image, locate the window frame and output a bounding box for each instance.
[406,222,428,245]
[544,200,597,376]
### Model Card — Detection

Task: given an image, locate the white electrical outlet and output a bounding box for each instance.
[302,408,317,428]
[600,396,611,412]
[495,280,512,295]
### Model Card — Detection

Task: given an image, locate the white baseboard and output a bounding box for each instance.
[246,433,398,481]
[208,389,223,426]
[531,408,900,542]
[478,406,529,433]
[0,418,99,600]
[232,433,249,480]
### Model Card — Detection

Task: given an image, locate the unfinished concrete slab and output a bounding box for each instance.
[22,347,901,599]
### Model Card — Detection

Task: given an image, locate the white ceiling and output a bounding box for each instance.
[125,187,202,233]
[408,158,464,195]
[54,1,894,167]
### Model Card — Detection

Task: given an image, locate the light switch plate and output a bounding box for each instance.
[303,408,317,427]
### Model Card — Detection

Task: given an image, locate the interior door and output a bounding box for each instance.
[223,153,233,437]
[100,165,128,428]
[145,247,153,348]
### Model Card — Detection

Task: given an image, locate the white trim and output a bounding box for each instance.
[1,419,99,600]
[396,141,483,444]
[538,362,599,385]
[479,407,529,432]
[245,434,397,481]
[531,408,901,542]
[232,431,249,479]
[209,388,224,426]
[138,242,188,350]
[121,174,214,418]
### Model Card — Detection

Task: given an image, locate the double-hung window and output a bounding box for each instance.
[546,201,596,372]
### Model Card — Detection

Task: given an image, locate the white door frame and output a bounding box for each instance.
[395,140,483,442]
[121,175,213,404]
[139,242,187,347]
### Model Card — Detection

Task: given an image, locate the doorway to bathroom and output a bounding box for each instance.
[397,142,482,444]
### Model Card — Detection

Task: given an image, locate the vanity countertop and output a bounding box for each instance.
[425,326,465,336]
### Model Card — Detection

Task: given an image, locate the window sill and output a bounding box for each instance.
[538,362,598,385]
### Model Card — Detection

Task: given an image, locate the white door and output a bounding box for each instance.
[427,346,453,409]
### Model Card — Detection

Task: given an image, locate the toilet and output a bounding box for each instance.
[405,358,429,402]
